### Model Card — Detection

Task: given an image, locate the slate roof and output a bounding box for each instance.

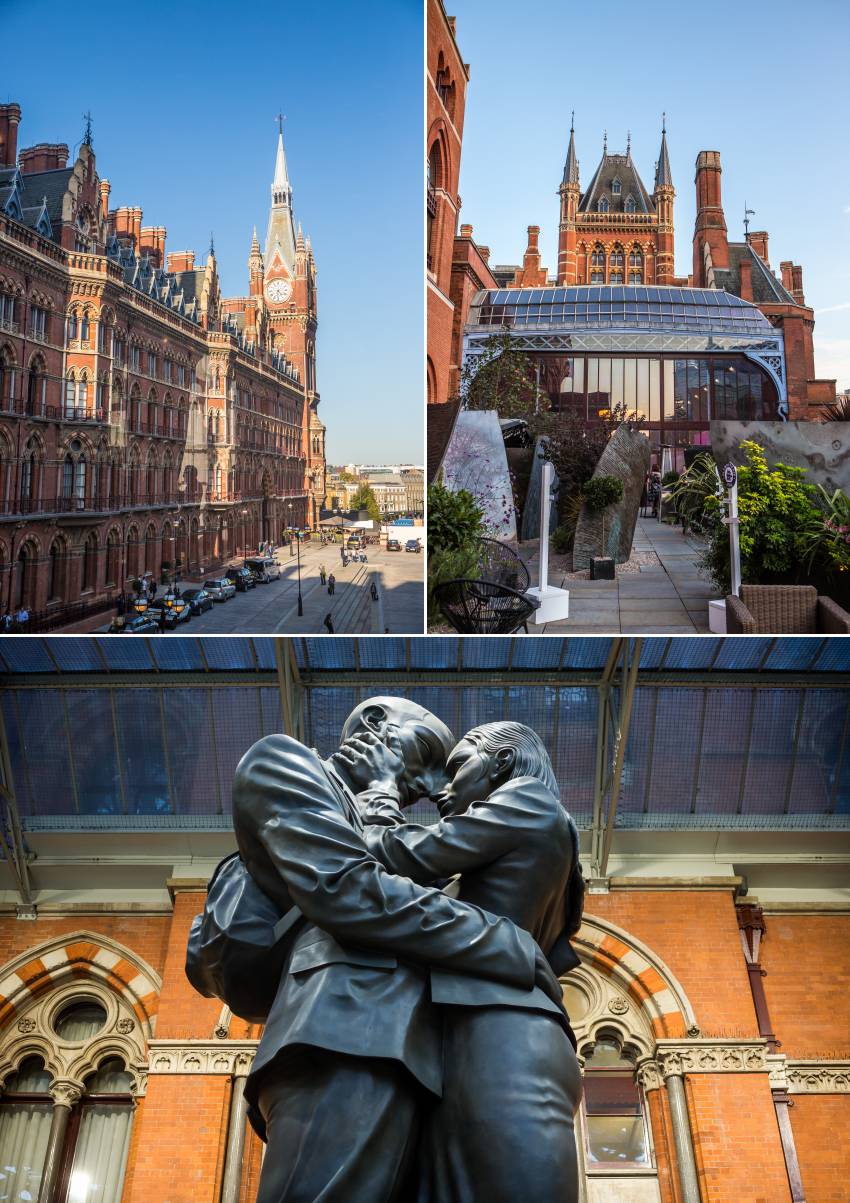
[712,243,798,306]
[18,168,73,229]
[579,150,654,214]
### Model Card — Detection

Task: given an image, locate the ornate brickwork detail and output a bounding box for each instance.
[607,996,629,1015]
[16,1017,36,1033]
[147,1040,258,1075]
[785,1060,850,1094]
[636,1059,662,1092]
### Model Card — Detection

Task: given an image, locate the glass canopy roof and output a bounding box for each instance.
[1,638,848,830]
[467,286,776,336]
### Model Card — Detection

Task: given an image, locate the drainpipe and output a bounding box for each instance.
[737,904,806,1202]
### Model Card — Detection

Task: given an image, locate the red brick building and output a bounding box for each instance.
[0,104,325,627]
[691,150,835,416]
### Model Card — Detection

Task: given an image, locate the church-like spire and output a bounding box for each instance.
[250,225,260,254]
[655,114,673,189]
[265,118,297,275]
[561,111,579,187]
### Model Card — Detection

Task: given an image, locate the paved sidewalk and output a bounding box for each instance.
[535,517,715,634]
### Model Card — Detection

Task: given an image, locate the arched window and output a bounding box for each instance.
[82,531,98,591]
[78,376,88,412]
[611,177,621,195]
[610,246,624,268]
[427,142,441,270]
[0,347,11,406]
[26,356,46,415]
[581,1037,650,1168]
[80,313,90,343]
[598,197,609,213]
[68,311,78,340]
[0,1056,54,1199]
[65,374,76,417]
[629,272,643,284]
[106,530,119,586]
[629,249,643,269]
[591,244,605,268]
[47,537,66,601]
[146,452,157,501]
[624,195,636,213]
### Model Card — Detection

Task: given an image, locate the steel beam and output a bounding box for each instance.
[597,639,643,879]
[0,699,33,905]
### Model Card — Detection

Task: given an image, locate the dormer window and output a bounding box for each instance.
[611,178,622,195]
[598,197,609,213]
[624,194,636,213]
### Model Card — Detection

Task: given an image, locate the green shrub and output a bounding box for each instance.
[427,482,484,552]
[551,525,574,554]
[801,486,850,575]
[582,475,624,513]
[661,470,680,487]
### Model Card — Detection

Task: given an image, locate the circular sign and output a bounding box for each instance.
[723,463,737,488]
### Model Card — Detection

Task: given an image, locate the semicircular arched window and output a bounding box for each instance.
[581,1036,650,1168]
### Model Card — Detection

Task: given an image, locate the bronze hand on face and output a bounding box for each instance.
[332,732,406,795]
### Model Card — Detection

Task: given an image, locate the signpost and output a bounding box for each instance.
[721,462,741,597]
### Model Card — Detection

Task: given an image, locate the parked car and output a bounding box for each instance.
[245,558,273,584]
[203,578,237,602]
[182,588,214,616]
[226,566,256,591]
[261,557,280,580]
[147,599,180,631]
[405,539,421,553]
[109,613,160,634]
[386,538,401,552]
[346,536,362,549]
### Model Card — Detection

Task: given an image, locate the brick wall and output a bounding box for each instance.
[760,914,850,1058]
[789,1096,850,1203]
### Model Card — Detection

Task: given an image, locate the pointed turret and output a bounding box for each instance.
[562,112,579,187]
[655,115,673,189]
[265,124,297,276]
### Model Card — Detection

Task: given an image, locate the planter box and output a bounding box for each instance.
[591,557,615,580]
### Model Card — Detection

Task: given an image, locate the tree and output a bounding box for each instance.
[458,328,538,418]
[350,484,381,522]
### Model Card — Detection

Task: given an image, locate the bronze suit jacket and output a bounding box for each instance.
[361,776,579,1032]
[230,734,539,1126]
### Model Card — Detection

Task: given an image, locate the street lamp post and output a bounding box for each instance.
[288,503,303,616]
[240,508,248,562]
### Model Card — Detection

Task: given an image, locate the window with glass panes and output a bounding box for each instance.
[582,1038,650,1168]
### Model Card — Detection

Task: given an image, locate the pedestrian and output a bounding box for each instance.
[150,579,158,601]
[340,545,345,561]
[323,612,334,634]
[328,573,336,596]
[342,553,348,568]
[2,610,12,633]
[16,606,29,632]
[319,565,327,585]
[116,592,126,618]
[370,582,378,602]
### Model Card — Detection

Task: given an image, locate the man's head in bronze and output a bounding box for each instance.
[339,696,455,804]
[434,721,558,817]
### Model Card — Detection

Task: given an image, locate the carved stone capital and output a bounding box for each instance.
[785,1060,850,1094]
[767,1054,788,1091]
[51,1079,83,1107]
[656,1039,768,1077]
[636,1059,662,1092]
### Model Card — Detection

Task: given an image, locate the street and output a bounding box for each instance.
[96,539,424,634]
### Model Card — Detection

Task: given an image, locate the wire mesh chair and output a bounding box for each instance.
[435,579,539,634]
[474,538,531,594]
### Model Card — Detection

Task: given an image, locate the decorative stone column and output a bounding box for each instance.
[655,1053,701,1203]
[38,1080,82,1203]
[219,1052,253,1203]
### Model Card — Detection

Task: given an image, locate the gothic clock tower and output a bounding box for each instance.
[263,121,323,525]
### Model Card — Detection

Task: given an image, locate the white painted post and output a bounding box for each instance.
[538,459,552,592]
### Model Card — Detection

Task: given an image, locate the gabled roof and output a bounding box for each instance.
[18,167,73,229]
[712,242,798,306]
[579,150,654,214]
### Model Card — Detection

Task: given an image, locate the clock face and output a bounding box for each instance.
[265,278,292,304]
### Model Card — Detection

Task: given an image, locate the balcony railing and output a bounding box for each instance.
[0,493,187,517]
[0,399,109,423]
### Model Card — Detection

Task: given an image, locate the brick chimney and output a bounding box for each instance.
[0,103,22,169]
[780,261,794,292]
[459,223,473,238]
[739,256,753,301]
[131,207,142,249]
[99,179,111,221]
[111,206,134,242]
[748,230,769,265]
[167,250,195,273]
[19,143,69,174]
[791,264,805,306]
[140,225,167,268]
[693,150,729,283]
[479,245,491,263]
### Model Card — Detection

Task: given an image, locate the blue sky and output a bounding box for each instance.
[449,0,850,390]
[1,0,423,463]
